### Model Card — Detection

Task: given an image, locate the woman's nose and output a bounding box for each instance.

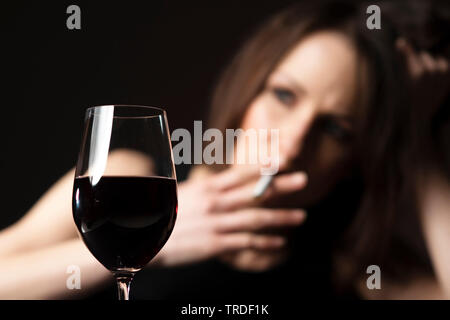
[278,104,316,166]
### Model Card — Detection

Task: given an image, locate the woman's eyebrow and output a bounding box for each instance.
[271,72,355,124]
[269,72,306,95]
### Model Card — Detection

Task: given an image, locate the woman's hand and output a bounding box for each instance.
[151,165,307,269]
[396,38,450,117]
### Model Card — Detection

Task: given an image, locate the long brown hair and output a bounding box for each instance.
[206,0,444,290]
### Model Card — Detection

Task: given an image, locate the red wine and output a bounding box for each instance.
[73,176,177,272]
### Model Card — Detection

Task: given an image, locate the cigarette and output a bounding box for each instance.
[252,175,274,198]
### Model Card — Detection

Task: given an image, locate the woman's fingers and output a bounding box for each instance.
[396,38,450,78]
[207,165,261,191]
[396,38,423,78]
[212,208,306,233]
[435,57,449,72]
[212,171,307,211]
[419,52,450,74]
[264,172,308,198]
[206,157,287,192]
[420,51,437,72]
[214,233,286,253]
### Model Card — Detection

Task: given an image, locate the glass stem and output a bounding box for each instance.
[114,272,135,300]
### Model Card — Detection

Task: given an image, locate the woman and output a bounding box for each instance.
[0,0,448,299]
[179,0,450,299]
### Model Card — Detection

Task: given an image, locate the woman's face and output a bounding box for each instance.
[240,31,361,207]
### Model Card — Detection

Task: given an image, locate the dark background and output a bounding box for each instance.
[0,0,296,230]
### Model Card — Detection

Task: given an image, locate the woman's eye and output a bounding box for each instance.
[322,119,352,141]
[272,88,296,106]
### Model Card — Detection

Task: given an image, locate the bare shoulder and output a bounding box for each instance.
[419,168,450,214]
[105,148,155,176]
[357,274,446,300]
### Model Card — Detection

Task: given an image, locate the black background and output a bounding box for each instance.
[0,0,296,230]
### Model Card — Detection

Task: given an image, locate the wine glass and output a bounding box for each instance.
[72,105,177,300]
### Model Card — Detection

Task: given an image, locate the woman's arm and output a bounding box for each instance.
[419,170,450,298]
[0,238,111,299]
[0,169,78,257]
[357,274,445,300]
[0,149,155,258]
[0,150,156,299]
[365,170,450,300]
